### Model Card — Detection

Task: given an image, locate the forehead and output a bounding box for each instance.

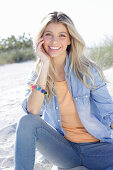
[44,22,68,33]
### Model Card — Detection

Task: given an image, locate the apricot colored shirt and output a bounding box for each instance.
[55,80,99,143]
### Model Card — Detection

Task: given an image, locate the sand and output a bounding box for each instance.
[0,60,113,170]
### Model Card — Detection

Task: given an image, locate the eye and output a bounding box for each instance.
[45,33,52,37]
[60,34,66,38]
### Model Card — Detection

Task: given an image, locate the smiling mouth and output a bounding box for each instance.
[49,46,61,50]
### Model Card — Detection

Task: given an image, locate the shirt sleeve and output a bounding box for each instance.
[90,68,113,128]
[21,65,45,116]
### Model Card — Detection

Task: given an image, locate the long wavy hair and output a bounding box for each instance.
[34,11,106,102]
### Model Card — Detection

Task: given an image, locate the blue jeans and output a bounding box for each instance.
[15,114,113,170]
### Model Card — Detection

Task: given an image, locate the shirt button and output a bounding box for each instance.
[58,120,60,122]
[56,106,58,110]
[75,97,77,100]
[85,95,88,98]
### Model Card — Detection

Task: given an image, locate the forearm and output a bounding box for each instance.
[27,61,50,115]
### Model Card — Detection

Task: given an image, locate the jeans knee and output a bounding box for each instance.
[16,114,42,132]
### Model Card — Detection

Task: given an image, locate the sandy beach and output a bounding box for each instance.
[0,61,113,170]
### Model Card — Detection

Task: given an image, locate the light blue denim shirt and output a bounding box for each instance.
[22,54,113,143]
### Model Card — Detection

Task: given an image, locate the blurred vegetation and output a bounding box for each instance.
[0,33,36,64]
[88,36,113,69]
[0,33,113,69]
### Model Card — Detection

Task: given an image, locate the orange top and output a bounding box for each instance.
[55,80,99,143]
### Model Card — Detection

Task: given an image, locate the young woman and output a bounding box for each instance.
[15,11,113,170]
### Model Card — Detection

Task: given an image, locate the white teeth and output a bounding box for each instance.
[49,47,60,50]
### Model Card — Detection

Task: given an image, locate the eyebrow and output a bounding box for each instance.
[44,31,67,34]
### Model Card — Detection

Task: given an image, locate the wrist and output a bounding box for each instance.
[43,59,50,65]
[30,83,48,96]
[35,83,46,89]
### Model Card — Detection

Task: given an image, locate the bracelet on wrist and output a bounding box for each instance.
[30,83,48,96]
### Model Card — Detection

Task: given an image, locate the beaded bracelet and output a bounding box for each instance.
[30,83,48,96]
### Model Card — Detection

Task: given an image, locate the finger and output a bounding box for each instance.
[36,40,44,52]
[36,39,44,51]
[36,37,44,46]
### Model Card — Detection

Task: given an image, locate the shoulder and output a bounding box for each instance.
[90,66,106,88]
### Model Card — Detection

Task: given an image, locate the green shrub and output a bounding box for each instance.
[0,33,37,65]
[0,48,36,65]
[88,36,113,69]
[0,33,33,51]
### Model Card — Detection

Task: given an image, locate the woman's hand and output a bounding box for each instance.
[110,123,113,129]
[35,37,50,64]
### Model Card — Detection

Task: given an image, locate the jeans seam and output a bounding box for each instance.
[36,126,79,165]
[78,145,83,165]
[31,133,36,170]
[17,129,35,170]
[36,125,72,147]
[36,126,81,159]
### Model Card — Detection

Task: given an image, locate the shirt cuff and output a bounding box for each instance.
[21,98,44,117]
[103,114,113,128]
[21,98,30,114]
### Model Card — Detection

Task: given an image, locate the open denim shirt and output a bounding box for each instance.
[22,54,113,143]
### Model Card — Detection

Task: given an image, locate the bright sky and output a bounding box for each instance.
[0,0,113,47]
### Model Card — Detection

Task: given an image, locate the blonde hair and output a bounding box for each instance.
[34,11,106,102]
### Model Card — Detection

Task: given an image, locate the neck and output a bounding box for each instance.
[52,55,66,82]
[52,55,66,74]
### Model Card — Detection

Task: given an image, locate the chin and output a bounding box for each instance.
[48,51,66,58]
[47,52,60,58]
[49,54,59,58]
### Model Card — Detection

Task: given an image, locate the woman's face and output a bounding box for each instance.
[43,22,70,58]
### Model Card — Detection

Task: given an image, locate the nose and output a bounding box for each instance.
[51,36,59,44]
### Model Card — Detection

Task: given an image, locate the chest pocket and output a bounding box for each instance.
[70,71,90,99]
[73,93,91,119]
[74,93,90,104]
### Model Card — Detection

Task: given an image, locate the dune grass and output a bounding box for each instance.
[0,48,36,65]
[88,36,113,69]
